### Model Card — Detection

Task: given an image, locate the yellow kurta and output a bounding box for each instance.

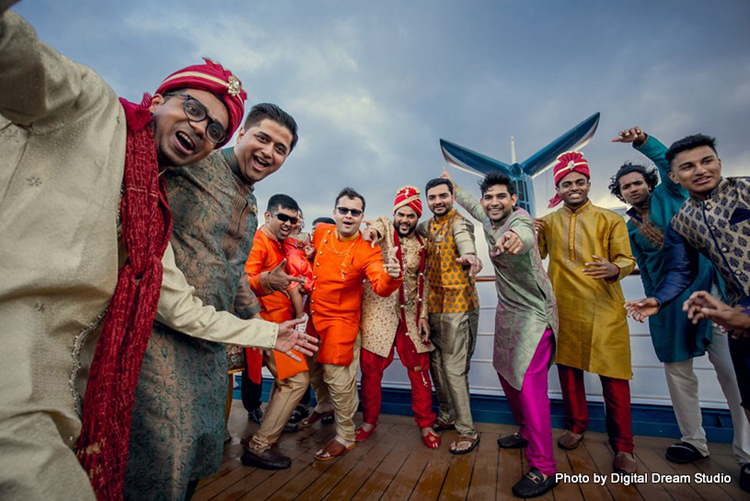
[538,201,635,380]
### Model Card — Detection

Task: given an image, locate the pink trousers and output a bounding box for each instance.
[498,328,556,476]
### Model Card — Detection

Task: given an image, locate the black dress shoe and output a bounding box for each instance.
[498,433,529,449]
[665,442,704,464]
[512,467,556,498]
[247,407,263,424]
[289,405,310,424]
[241,448,291,470]
[283,422,299,434]
[741,463,750,492]
[321,413,335,425]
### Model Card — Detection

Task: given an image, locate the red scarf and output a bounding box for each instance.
[76,94,172,500]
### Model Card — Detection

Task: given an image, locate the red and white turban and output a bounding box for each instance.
[156,58,247,146]
[548,151,590,208]
[393,185,423,217]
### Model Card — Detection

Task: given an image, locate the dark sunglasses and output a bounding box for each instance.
[336,206,363,218]
[270,211,299,225]
[163,92,227,144]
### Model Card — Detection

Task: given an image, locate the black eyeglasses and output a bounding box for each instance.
[164,93,227,144]
[270,211,299,225]
[336,206,363,218]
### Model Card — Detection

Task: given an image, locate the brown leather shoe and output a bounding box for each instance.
[557,430,584,450]
[613,451,637,474]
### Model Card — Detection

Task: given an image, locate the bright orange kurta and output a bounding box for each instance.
[245,228,308,380]
[310,224,402,365]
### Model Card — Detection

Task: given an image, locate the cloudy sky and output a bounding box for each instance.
[13,0,750,225]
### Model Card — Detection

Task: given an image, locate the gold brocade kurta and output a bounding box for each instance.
[537,200,635,380]
[360,217,433,358]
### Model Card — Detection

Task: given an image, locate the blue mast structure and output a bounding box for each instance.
[440,112,600,217]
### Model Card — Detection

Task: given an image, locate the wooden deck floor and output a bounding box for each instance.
[194,400,746,500]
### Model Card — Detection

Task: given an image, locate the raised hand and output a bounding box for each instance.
[266,259,305,292]
[274,318,318,361]
[457,253,482,278]
[582,255,619,280]
[439,166,454,185]
[362,221,381,248]
[624,297,660,322]
[494,231,523,255]
[612,126,647,146]
[384,246,401,278]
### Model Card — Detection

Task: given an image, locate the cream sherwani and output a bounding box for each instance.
[0,8,277,500]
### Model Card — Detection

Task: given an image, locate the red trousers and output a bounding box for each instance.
[360,322,436,429]
[558,364,634,453]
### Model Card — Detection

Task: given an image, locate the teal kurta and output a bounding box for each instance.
[125,148,260,500]
[629,136,716,363]
[455,186,558,390]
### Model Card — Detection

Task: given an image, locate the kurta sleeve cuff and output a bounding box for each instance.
[452,218,477,256]
[156,242,279,348]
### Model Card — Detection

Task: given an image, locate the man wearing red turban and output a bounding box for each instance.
[535,151,638,474]
[0,6,315,500]
[359,186,439,449]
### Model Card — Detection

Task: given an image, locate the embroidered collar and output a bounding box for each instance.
[687,177,726,206]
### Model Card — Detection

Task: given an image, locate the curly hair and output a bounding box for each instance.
[608,162,659,203]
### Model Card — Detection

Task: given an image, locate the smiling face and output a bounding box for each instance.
[426,183,454,216]
[333,196,364,238]
[669,145,722,198]
[618,171,652,208]
[234,119,293,184]
[394,205,419,237]
[149,88,229,167]
[556,171,591,209]
[480,183,517,222]
[264,205,298,241]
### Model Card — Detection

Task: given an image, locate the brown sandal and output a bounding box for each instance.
[450,433,480,455]
[299,410,334,429]
[314,439,354,461]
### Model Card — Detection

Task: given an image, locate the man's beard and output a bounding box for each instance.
[396,223,417,238]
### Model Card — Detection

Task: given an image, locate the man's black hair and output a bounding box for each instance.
[243,103,299,152]
[608,163,659,203]
[479,171,515,196]
[425,178,453,195]
[335,187,366,212]
[312,216,335,227]
[665,134,717,167]
[267,193,300,213]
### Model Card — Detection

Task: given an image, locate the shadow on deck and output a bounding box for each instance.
[194,400,745,500]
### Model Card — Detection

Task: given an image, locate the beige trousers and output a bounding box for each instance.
[309,336,361,443]
[248,352,309,454]
[429,309,479,437]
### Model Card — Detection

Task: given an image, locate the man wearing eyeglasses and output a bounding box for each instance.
[125,105,305,498]
[0,5,315,500]
[300,188,403,461]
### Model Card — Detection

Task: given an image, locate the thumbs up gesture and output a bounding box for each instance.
[384,246,402,278]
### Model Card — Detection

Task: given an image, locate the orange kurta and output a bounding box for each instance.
[310,224,402,365]
[245,228,308,380]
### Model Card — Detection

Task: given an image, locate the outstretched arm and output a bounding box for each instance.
[156,242,318,360]
[0,8,110,128]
